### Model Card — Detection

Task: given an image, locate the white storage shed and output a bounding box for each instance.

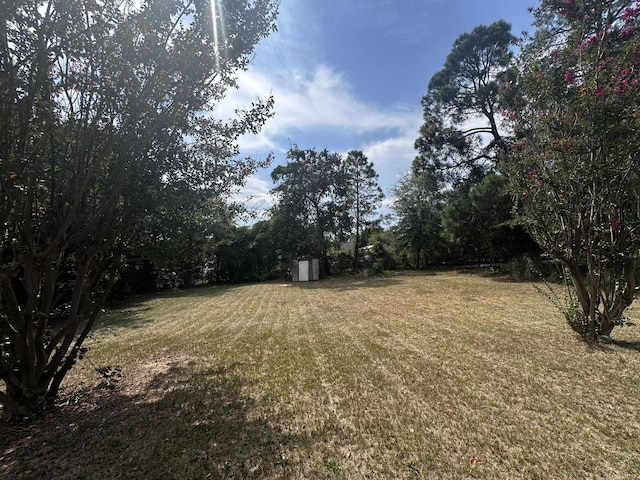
[292,258,320,282]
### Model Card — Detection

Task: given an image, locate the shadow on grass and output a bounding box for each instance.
[94,308,155,333]
[159,284,251,299]
[97,286,241,332]
[452,265,531,284]
[612,340,640,352]
[0,362,314,479]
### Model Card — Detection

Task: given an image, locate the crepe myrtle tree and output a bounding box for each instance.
[0,0,277,418]
[502,0,640,340]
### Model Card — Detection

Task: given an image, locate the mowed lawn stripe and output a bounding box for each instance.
[3,271,640,479]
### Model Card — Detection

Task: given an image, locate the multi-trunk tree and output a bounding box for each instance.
[502,0,640,340]
[0,0,277,418]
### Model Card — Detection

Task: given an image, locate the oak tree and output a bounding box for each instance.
[270,147,343,273]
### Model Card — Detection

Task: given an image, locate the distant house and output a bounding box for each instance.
[292,257,320,282]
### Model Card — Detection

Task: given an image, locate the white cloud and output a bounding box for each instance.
[225,62,423,209]
[217,63,421,149]
[219,0,427,220]
[234,175,276,215]
[362,120,422,191]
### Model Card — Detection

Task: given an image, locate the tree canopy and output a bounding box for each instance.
[341,151,384,271]
[395,20,534,268]
[392,165,444,269]
[415,20,517,178]
[0,0,277,418]
[270,147,343,270]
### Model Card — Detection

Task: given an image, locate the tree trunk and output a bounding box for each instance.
[0,253,117,419]
[353,231,360,272]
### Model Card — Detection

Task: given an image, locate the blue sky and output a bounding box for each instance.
[218,0,541,220]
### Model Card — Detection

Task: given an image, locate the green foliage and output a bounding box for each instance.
[502,0,640,340]
[392,166,444,269]
[341,151,384,272]
[401,20,537,268]
[328,250,355,276]
[270,147,384,275]
[442,173,539,264]
[0,0,277,418]
[499,255,557,282]
[270,147,344,266]
[324,458,342,475]
[416,20,516,178]
[367,229,400,272]
[211,221,283,283]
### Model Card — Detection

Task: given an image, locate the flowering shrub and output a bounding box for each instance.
[502,0,640,340]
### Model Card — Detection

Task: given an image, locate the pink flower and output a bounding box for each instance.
[594,86,605,99]
[621,26,635,39]
[623,4,640,22]
[615,80,629,96]
[579,36,597,51]
[548,49,562,64]
[528,171,536,179]
[565,69,576,85]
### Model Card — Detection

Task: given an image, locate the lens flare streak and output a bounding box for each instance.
[210,0,228,72]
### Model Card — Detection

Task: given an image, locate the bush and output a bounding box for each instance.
[328,250,354,276]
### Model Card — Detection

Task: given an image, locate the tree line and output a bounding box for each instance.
[129,141,537,292]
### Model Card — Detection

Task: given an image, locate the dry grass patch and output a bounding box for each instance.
[2,270,640,479]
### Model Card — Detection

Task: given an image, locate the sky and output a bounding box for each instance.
[217,0,541,222]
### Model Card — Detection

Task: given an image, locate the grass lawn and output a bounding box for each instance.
[2,270,640,479]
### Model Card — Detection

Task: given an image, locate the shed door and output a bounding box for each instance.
[299,260,309,281]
